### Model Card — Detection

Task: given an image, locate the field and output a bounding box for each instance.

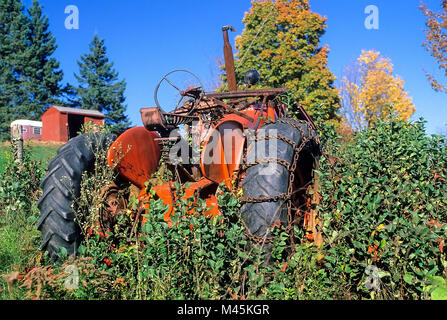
[0,141,60,174]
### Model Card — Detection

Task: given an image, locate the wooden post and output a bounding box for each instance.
[11,124,24,166]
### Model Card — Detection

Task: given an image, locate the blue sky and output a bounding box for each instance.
[23,0,447,134]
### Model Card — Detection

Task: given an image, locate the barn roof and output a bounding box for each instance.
[51,106,105,118]
[10,120,42,127]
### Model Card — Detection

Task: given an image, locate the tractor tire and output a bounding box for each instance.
[36,133,116,260]
[241,119,319,242]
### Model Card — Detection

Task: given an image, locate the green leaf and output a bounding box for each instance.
[431,286,447,300]
[403,273,414,285]
[427,276,447,286]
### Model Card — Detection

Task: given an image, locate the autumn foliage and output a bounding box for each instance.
[420,1,447,93]
[340,50,415,131]
[231,0,340,124]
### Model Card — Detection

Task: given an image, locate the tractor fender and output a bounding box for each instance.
[200,120,245,188]
[107,127,161,189]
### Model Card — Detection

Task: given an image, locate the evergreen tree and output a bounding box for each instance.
[0,0,29,139]
[74,35,131,133]
[229,0,340,125]
[0,0,64,140]
[25,0,64,114]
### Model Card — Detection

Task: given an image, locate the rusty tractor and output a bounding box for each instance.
[37,26,322,260]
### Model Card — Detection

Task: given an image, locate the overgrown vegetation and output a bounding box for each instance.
[0,118,446,300]
[318,119,447,299]
[0,145,46,299]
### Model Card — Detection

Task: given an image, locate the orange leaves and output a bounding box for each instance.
[438,239,444,254]
[368,244,378,262]
[420,2,447,92]
[426,220,445,253]
[428,219,443,229]
[103,258,112,267]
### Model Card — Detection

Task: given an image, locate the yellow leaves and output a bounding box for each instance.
[341,50,415,131]
[358,50,380,65]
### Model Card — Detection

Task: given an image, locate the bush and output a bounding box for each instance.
[317,119,447,299]
[0,145,45,299]
[3,118,446,300]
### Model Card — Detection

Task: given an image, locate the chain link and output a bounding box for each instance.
[240,118,319,244]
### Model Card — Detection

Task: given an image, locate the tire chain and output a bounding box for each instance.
[240,118,319,244]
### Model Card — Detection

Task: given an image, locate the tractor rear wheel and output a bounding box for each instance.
[36,133,116,260]
[241,119,319,246]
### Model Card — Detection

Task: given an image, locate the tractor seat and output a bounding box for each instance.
[140,106,199,133]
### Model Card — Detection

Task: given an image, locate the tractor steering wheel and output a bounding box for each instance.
[154,69,204,115]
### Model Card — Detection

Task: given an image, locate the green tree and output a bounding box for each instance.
[25,0,64,113]
[0,0,30,139]
[0,0,64,140]
[229,0,340,125]
[74,35,131,133]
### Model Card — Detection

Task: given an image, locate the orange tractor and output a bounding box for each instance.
[37,26,321,259]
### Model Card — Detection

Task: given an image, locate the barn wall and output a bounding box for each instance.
[42,106,105,142]
[84,116,105,126]
[42,107,68,142]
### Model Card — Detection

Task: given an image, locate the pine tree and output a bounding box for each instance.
[0,0,30,139]
[0,0,64,140]
[25,0,64,115]
[229,0,340,125]
[74,35,131,133]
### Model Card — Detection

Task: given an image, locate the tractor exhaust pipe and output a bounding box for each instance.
[222,25,237,92]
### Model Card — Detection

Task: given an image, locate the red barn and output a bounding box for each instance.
[41,106,105,143]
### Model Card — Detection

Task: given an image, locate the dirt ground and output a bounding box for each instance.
[1,139,64,148]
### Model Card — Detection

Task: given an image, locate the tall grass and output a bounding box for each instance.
[0,145,49,299]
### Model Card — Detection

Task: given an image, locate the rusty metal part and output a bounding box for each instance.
[222,26,237,92]
[204,88,287,100]
[296,104,317,131]
[129,206,145,240]
[153,69,204,112]
[107,127,162,189]
[150,178,220,223]
[98,182,128,234]
[140,107,169,132]
[304,160,323,247]
[210,98,255,122]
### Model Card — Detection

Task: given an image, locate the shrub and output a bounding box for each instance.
[5,118,446,300]
[317,119,447,299]
[0,145,45,299]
